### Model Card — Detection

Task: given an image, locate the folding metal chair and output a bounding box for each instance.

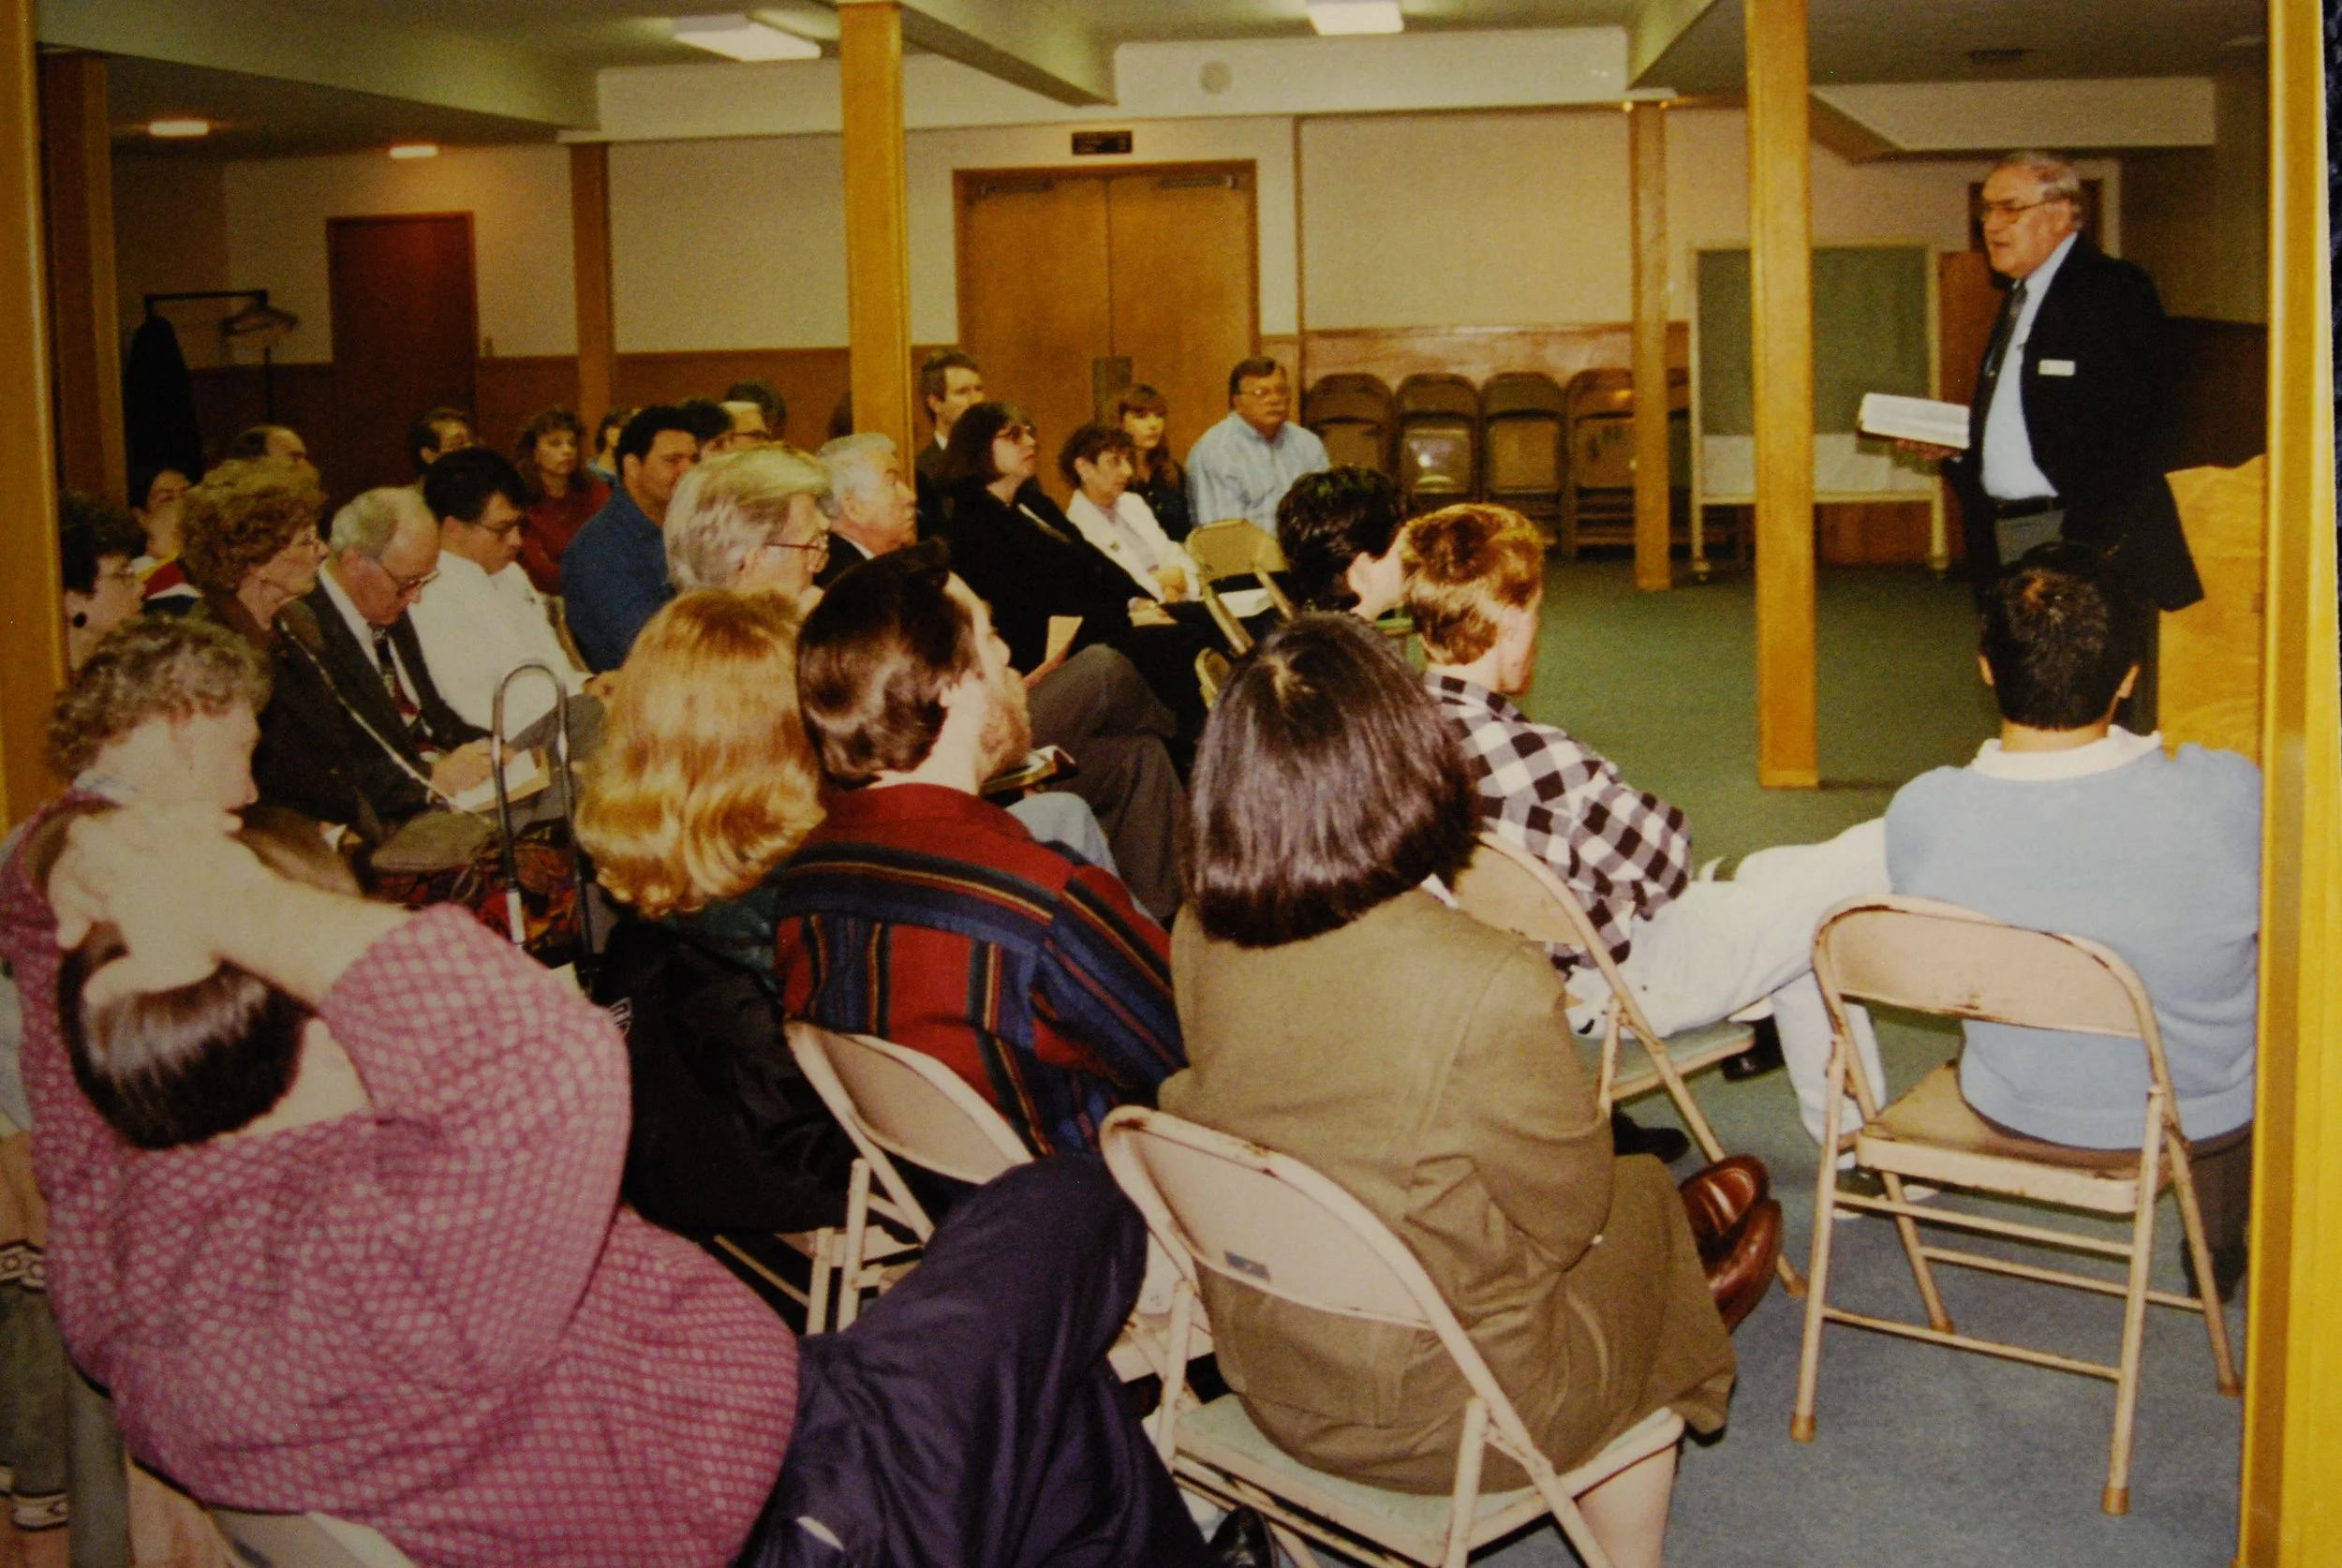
[1101,1107,1684,1568]
[1197,646,1234,709]
[1187,519,1298,622]
[1303,373,1395,476]
[1394,373,1481,513]
[214,1510,418,1568]
[1792,895,2242,1515]
[1479,373,1566,539]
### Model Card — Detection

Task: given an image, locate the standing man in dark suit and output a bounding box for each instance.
[1921,150,2201,721]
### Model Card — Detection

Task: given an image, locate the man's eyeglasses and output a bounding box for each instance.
[1975,196,2068,223]
[769,532,832,563]
[373,557,439,595]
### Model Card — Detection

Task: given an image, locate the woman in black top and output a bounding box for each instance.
[938,402,1213,740]
[1117,384,1192,541]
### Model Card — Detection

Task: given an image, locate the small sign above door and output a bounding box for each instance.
[1072,130,1134,156]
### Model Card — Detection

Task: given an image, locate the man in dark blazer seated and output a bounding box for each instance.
[1916,149,2201,723]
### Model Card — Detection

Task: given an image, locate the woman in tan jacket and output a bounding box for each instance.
[1161,614,1753,1568]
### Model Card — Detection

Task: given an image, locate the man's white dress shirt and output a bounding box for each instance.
[1979,230,2078,503]
[408,551,587,735]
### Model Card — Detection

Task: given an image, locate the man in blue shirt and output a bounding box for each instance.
[1185,358,1328,537]
[1886,543,2258,1297]
[560,406,702,671]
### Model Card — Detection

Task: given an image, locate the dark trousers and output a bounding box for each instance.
[1028,647,1186,922]
[738,1158,1210,1568]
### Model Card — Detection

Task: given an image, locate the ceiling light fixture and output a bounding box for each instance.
[1307,0,1404,37]
[147,118,211,139]
[672,13,822,61]
[389,142,439,160]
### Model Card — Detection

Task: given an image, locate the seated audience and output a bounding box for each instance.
[1060,422,1199,605]
[1406,504,1890,1147]
[512,407,609,594]
[0,803,1210,1567]
[562,405,703,672]
[222,423,319,483]
[410,447,610,740]
[128,464,199,610]
[1888,544,2259,1297]
[1118,382,1192,541]
[725,377,786,444]
[406,405,473,480]
[59,495,147,673]
[711,400,773,455]
[1161,614,1769,1568]
[821,433,1187,919]
[1278,466,1409,616]
[1184,357,1327,535]
[48,616,268,812]
[914,348,985,489]
[775,545,1187,1155]
[586,405,630,485]
[678,396,740,454]
[938,401,1214,741]
[664,445,832,608]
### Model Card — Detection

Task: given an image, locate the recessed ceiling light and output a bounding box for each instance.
[389,142,439,160]
[672,13,822,61]
[1307,0,1404,37]
[146,118,210,139]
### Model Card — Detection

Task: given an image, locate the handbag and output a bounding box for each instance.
[364,808,494,874]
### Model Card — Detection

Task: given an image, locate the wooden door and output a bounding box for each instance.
[327,214,477,493]
[1105,168,1258,461]
[956,174,1111,469]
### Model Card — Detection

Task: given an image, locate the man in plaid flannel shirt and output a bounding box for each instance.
[1407,507,1890,1146]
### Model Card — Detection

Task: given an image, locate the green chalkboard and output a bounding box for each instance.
[1697,244,1931,436]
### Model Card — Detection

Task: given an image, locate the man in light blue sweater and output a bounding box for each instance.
[1886,543,2258,1297]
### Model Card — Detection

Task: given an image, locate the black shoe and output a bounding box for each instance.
[1611,1109,1692,1164]
[1720,1016,1786,1082]
[1208,1507,1273,1568]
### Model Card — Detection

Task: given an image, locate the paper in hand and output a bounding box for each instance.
[1859,392,1970,451]
[1045,616,1082,666]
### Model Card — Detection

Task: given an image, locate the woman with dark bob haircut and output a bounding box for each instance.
[1160,614,1745,1568]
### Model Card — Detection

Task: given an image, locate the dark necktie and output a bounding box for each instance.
[1981,277,2028,381]
[371,626,422,734]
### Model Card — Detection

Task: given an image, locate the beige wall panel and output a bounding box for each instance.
[111,155,229,366]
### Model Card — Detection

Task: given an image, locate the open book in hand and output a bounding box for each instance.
[450,747,551,815]
[1858,392,1970,451]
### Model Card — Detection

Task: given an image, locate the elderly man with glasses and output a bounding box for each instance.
[1184,356,1328,537]
[1905,148,2201,725]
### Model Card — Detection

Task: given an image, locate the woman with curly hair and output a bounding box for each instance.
[512,407,609,595]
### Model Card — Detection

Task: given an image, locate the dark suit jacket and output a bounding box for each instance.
[1949,240,2202,610]
[938,481,1142,673]
[813,535,874,592]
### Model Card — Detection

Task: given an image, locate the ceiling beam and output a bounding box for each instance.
[34,0,597,128]
[846,0,1115,107]
[1628,0,1723,86]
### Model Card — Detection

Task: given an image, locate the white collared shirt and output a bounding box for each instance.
[1979,229,2080,502]
[1064,489,1200,601]
[318,564,421,710]
[407,550,586,734]
[1969,723,2160,782]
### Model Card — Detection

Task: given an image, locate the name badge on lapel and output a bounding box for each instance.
[2038,359,2077,377]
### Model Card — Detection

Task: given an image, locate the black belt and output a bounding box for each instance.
[1992,495,2063,519]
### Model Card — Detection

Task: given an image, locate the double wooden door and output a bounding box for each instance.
[956,164,1257,481]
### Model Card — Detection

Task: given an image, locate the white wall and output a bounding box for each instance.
[218,143,573,364]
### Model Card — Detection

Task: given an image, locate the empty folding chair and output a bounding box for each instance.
[1478,372,1567,540]
[1187,519,1298,623]
[1793,895,2242,1515]
[1303,373,1395,475]
[1449,832,1801,1293]
[1560,370,1637,556]
[1102,1106,1685,1568]
[1393,373,1481,513]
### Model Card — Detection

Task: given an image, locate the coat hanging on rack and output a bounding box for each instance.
[121,313,204,488]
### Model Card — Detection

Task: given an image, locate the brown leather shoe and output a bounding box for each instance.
[1707,1197,1783,1331]
[1679,1155,1770,1266]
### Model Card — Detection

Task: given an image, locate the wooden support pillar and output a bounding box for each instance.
[838,0,915,462]
[38,50,123,503]
[0,0,66,824]
[1629,102,1670,591]
[2237,2,2342,1561]
[1744,0,1817,788]
[570,142,616,424]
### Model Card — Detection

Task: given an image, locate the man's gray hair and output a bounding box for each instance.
[1994,150,2083,207]
[328,486,434,560]
[666,446,831,590]
[816,433,897,519]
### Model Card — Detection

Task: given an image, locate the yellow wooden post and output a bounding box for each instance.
[39,50,124,504]
[838,1,916,464]
[0,0,64,824]
[570,142,616,424]
[2236,2,2342,1561]
[1744,0,1817,787]
[1629,102,1671,591]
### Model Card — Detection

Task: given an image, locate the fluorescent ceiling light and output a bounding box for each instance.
[146,118,210,139]
[388,142,439,160]
[673,13,822,61]
[1307,0,1403,35]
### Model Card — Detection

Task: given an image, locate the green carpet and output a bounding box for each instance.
[1442,560,2247,1568]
